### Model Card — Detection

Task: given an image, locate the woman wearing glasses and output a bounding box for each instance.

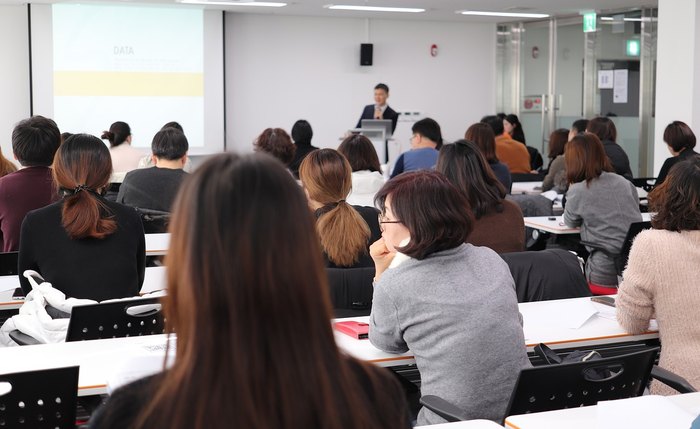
[369,170,529,425]
[299,149,380,268]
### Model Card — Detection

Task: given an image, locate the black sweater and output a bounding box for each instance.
[18,199,145,301]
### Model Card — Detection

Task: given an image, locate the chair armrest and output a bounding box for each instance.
[8,330,42,346]
[651,366,698,394]
[419,395,468,422]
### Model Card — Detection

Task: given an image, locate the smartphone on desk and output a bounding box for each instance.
[591,296,616,307]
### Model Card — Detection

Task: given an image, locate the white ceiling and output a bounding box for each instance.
[0,0,657,22]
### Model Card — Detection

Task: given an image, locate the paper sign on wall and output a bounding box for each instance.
[613,69,628,103]
[598,70,614,89]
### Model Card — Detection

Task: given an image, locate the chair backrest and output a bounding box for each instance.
[66,297,165,342]
[500,249,591,303]
[136,208,171,234]
[506,347,659,416]
[326,267,375,318]
[620,221,652,273]
[0,366,79,429]
[0,251,18,276]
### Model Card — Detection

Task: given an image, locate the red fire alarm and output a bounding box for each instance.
[430,44,438,57]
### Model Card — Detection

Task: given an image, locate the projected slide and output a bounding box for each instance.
[52,4,204,149]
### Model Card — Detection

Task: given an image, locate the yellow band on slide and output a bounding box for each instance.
[54,71,204,96]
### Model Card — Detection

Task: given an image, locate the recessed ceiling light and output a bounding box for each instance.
[178,0,287,7]
[600,17,642,22]
[324,4,425,13]
[457,10,549,18]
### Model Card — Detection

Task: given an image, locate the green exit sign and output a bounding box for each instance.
[583,12,597,33]
[627,39,640,56]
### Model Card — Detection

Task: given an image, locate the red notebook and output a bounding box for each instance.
[334,321,369,340]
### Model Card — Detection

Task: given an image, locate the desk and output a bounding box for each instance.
[512,181,543,195]
[0,334,172,396]
[0,266,167,309]
[505,392,700,429]
[334,296,659,368]
[524,213,653,235]
[145,233,170,256]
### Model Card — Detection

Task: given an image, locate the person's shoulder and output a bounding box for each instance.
[25,200,62,221]
[352,205,379,216]
[91,374,160,428]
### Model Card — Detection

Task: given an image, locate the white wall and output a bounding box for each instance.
[654,0,700,175]
[225,13,496,163]
[0,5,31,163]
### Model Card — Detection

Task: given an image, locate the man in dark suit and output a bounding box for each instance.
[356,83,399,162]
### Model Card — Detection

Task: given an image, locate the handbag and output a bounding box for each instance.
[534,343,612,380]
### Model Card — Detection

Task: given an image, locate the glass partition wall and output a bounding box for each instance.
[496,9,657,176]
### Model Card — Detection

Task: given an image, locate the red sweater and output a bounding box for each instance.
[0,167,59,252]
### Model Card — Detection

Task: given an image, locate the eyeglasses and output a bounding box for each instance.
[378,214,401,227]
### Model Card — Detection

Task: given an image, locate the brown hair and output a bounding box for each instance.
[586,117,617,142]
[548,128,569,159]
[337,134,381,173]
[52,134,116,240]
[299,149,371,266]
[133,153,404,429]
[465,123,498,163]
[663,121,697,153]
[649,157,700,231]
[101,121,131,148]
[253,128,296,166]
[375,170,473,260]
[436,140,505,219]
[0,147,17,178]
[565,133,613,186]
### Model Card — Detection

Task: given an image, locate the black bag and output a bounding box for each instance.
[534,343,612,380]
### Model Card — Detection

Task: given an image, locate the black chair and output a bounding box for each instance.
[511,172,544,182]
[66,297,165,341]
[632,177,657,193]
[0,366,79,429]
[9,297,165,345]
[419,347,697,422]
[0,251,18,276]
[581,220,652,278]
[135,208,171,234]
[326,267,375,318]
[500,249,591,303]
[104,182,121,202]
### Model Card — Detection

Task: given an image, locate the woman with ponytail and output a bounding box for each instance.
[18,134,145,301]
[102,121,146,173]
[299,149,381,268]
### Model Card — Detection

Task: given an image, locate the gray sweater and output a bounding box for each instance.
[563,171,642,286]
[369,244,529,425]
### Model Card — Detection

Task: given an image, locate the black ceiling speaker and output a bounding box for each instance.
[360,43,373,66]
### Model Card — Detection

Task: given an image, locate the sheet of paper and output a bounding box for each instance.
[614,69,628,103]
[0,275,19,293]
[539,300,598,329]
[597,395,695,429]
[598,70,614,89]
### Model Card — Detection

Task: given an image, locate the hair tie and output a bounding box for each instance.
[74,184,89,193]
[61,184,98,198]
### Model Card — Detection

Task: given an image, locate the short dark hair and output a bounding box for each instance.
[152,128,189,161]
[571,119,589,135]
[565,133,613,185]
[548,128,570,159]
[437,140,506,219]
[465,123,498,163]
[337,134,381,173]
[586,117,617,142]
[663,121,696,152]
[375,170,473,260]
[291,120,313,144]
[412,117,442,148]
[101,121,131,148]
[649,157,700,231]
[374,83,389,93]
[161,121,184,133]
[481,115,504,136]
[11,115,61,167]
[253,128,296,166]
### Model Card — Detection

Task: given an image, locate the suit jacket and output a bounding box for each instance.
[356,104,399,133]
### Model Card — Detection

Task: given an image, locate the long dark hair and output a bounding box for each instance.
[436,140,506,219]
[650,157,700,231]
[53,134,116,239]
[101,121,131,148]
[135,153,399,428]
